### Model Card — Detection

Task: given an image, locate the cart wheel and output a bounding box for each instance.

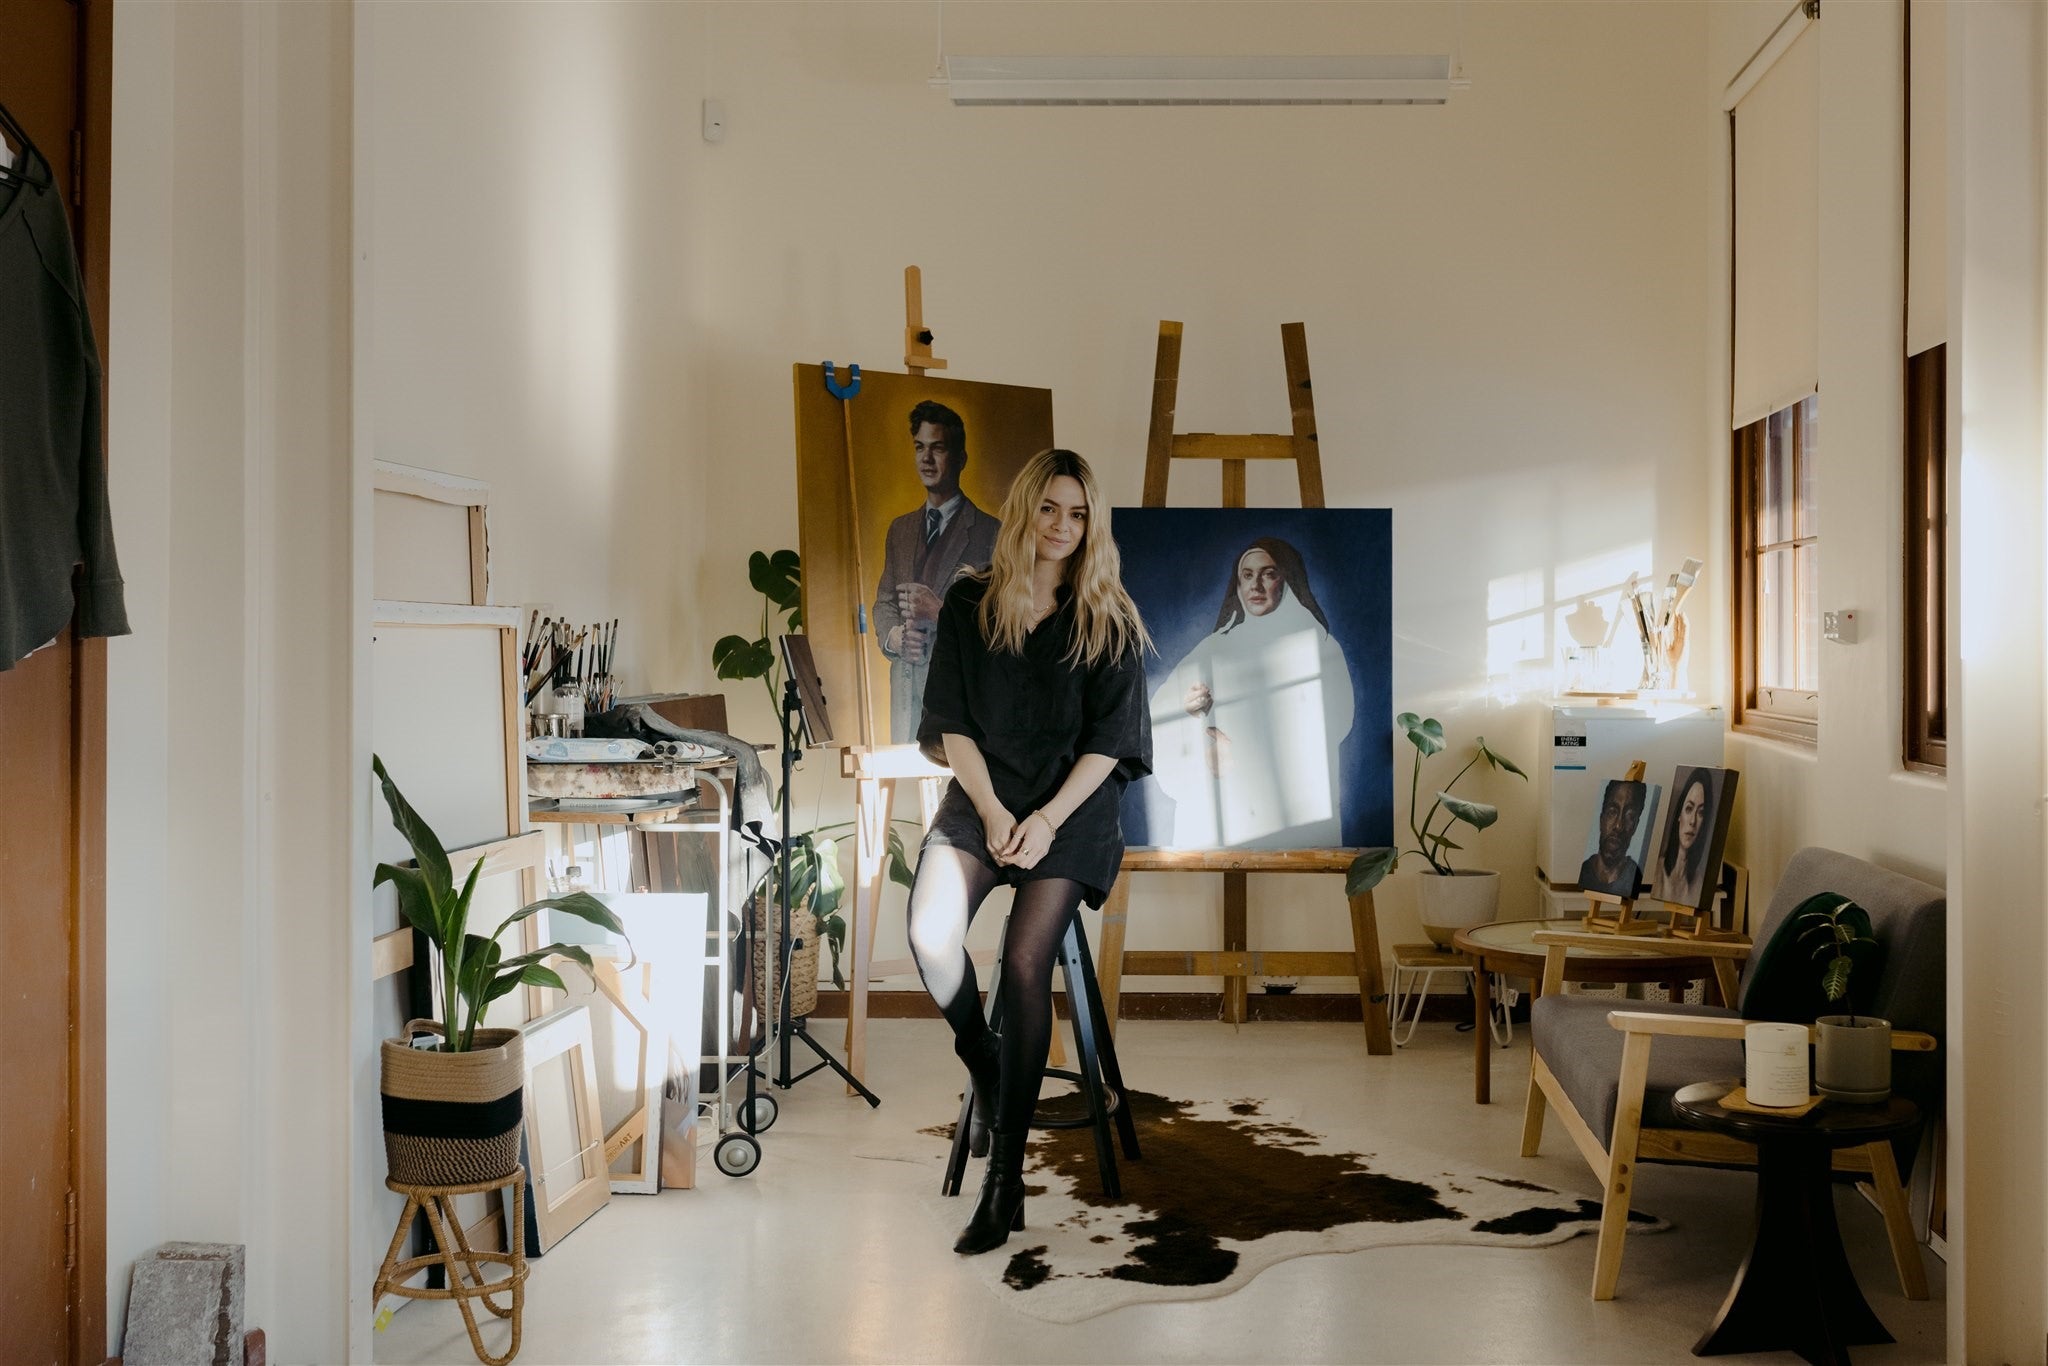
[738,1095,779,1134]
[714,1132,761,1178]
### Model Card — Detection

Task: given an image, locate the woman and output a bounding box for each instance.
[907,448,1152,1256]
[1651,768,1717,909]
[1143,538,1354,849]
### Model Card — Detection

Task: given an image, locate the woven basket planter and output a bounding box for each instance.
[752,893,821,1019]
[381,1021,526,1187]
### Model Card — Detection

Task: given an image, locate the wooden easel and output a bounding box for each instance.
[1094,321,1394,1056]
[839,267,1070,1088]
[1580,760,1662,935]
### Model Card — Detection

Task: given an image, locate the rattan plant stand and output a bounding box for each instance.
[374,1172,528,1365]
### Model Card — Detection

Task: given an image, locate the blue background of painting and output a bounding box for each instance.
[1112,507,1394,848]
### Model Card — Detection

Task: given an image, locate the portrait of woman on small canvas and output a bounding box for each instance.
[1649,765,1738,913]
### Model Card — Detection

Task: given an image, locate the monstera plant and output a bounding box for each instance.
[712,548,802,711]
[1346,714,1528,946]
[752,819,917,991]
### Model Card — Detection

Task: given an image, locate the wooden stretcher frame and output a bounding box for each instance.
[587,959,663,1195]
[373,459,491,607]
[519,1005,611,1253]
[371,601,547,1023]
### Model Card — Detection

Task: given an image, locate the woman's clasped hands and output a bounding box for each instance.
[981,803,1054,869]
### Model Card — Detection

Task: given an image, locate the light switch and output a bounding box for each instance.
[1823,609,1859,643]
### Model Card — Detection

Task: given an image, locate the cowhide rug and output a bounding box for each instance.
[907,1089,1666,1323]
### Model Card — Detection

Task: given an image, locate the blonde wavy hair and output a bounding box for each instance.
[975,449,1151,667]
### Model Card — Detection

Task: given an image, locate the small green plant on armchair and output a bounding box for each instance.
[1343,712,1528,896]
[1799,897,1881,1024]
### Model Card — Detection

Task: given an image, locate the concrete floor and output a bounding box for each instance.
[376,1016,1946,1365]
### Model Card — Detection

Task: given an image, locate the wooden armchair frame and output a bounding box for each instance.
[1519,931,1935,1302]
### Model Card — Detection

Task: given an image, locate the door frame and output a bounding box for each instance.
[75,2,112,1359]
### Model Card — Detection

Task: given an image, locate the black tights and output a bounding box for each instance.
[906,846,1084,1134]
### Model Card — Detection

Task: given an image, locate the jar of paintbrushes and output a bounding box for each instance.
[522,614,621,738]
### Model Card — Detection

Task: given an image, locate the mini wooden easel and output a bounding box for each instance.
[1658,863,1747,942]
[1580,761,1662,935]
[1094,321,1394,1056]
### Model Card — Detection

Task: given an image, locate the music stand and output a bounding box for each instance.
[770,634,878,1105]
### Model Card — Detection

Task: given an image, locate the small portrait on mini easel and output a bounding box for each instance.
[1649,765,1739,913]
[1579,778,1662,899]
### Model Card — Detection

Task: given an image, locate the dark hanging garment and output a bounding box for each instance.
[0,142,129,671]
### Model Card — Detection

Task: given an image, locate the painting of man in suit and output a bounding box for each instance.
[874,400,1001,742]
[793,366,1053,748]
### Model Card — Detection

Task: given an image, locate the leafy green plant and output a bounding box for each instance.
[1798,898,1880,1025]
[713,549,802,711]
[1345,713,1528,895]
[758,820,917,989]
[373,755,629,1051]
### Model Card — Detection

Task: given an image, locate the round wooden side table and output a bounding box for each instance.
[1452,918,1722,1103]
[1672,1086,1919,1366]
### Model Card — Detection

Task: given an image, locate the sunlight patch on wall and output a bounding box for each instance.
[1486,541,1653,699]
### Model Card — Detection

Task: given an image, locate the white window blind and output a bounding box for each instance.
[1907,0,1948,357]
[1732,26,1819,430]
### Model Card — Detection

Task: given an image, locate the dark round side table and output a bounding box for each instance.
[1671,1084,1920,1366]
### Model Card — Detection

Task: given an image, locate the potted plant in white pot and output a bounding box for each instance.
[1799,898,1890,1101]
[374,755,630,1187]
[1344,713,1528,947]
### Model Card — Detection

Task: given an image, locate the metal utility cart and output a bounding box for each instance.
[532,759,770,1178]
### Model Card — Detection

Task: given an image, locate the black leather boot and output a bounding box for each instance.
[954,1127,1027,1256]
[959,1031,1002,1158]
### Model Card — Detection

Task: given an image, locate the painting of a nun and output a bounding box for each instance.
[1114,509,1393,852]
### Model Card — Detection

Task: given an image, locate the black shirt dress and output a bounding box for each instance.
[915,576,1151,908]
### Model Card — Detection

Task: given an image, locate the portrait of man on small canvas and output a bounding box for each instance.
[1579,778,1661,899]
[1649,765,1739,913]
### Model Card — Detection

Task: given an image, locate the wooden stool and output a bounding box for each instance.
[374,1172,528,1366]
[943,913,1141,1199]
[1389,942,1513,1048]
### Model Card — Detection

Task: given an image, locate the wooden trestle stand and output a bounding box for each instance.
[1093,321,1393,1055]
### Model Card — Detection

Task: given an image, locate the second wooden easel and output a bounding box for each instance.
[839,267,1071,1088]
[1094,320,1394,1056]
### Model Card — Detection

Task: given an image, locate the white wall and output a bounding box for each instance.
[1946,2,2048,1356]
[1707,1,1947,905]
[677,0,1713,985]
[365,1,705,689]
[105,1,356,1356]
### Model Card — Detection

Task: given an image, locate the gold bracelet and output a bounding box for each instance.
[1029,809,1057,838]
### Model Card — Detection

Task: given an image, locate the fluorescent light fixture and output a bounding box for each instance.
[938,54,1464,107]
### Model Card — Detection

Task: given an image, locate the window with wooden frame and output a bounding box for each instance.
[1733,394,1820,741]
[1903,1,1947,769]
[1903,346,1946,769]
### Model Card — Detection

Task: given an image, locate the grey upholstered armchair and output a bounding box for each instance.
[1521,847,1945,1301]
